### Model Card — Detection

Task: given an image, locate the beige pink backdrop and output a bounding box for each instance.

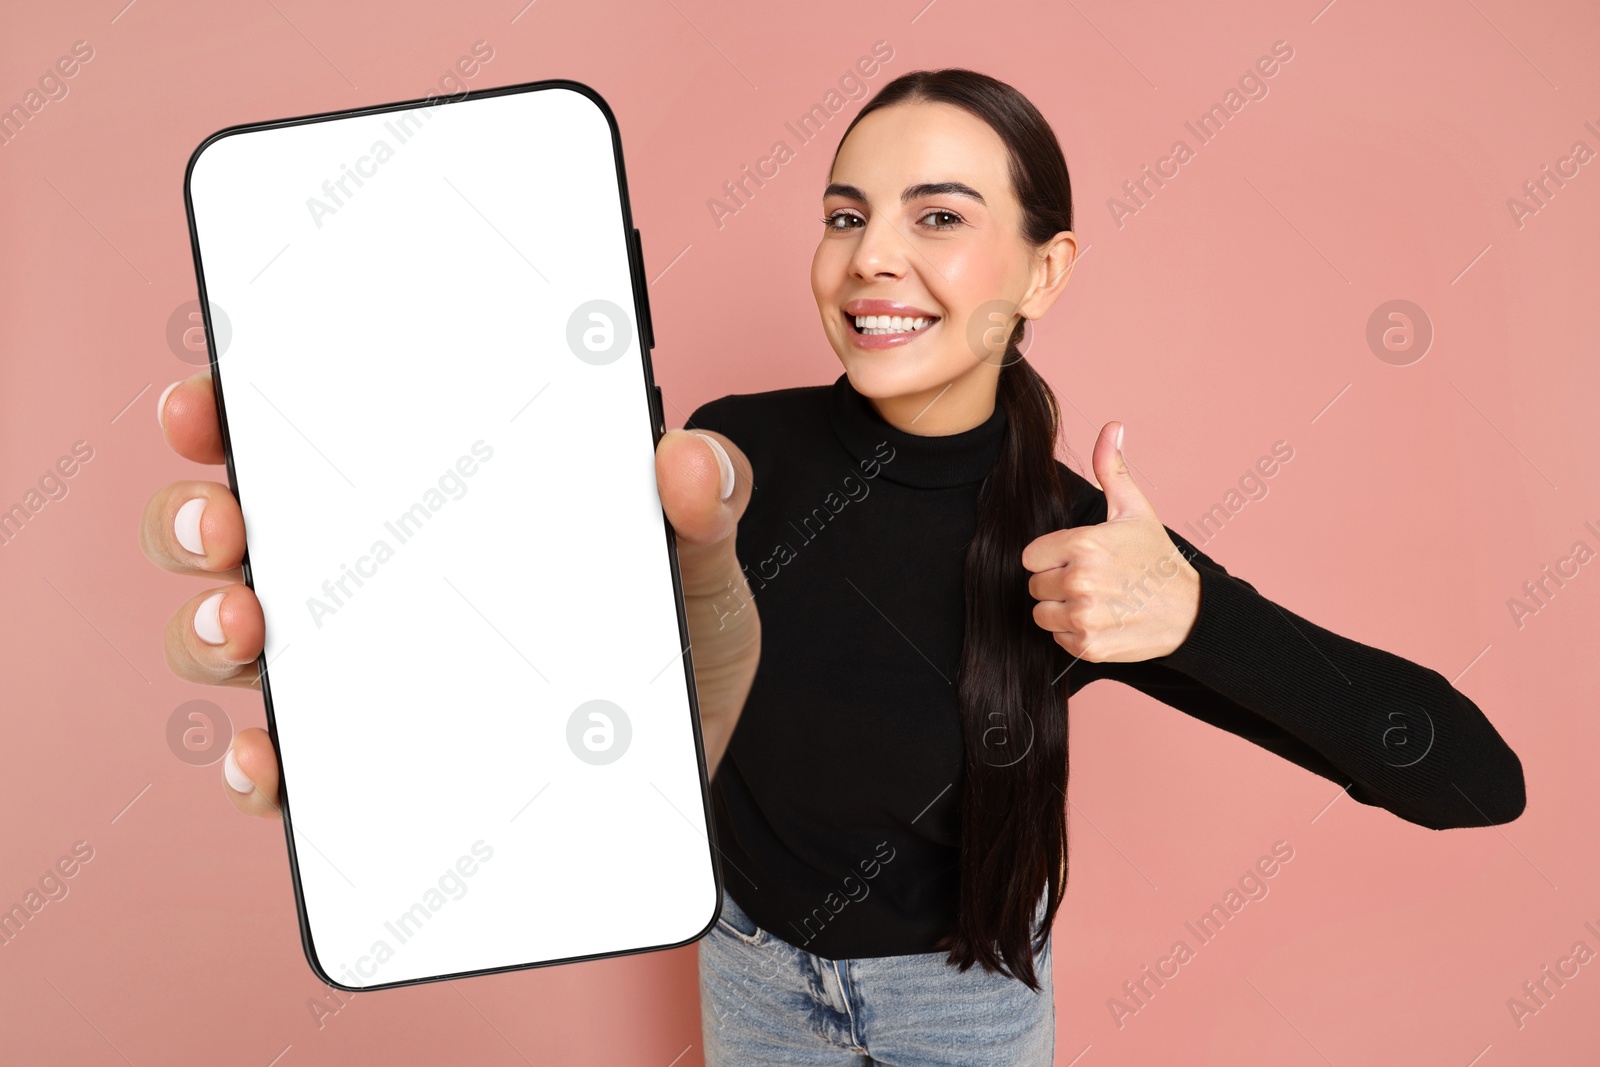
[2,0,1595,1062]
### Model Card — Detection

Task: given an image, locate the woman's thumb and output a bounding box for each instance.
[693,432,736,503]
[655,429,750,592]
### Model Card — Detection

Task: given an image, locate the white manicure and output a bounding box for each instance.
[195,591,227,645]
[174,498,206,556]
[224,747,255,794]
[157,381,180,430]
[694,433,735,501]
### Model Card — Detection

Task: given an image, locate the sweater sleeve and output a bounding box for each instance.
[1060,467,1526,830]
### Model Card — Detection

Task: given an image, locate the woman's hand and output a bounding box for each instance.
[1022,421,1201,664]
[141,371,761,817]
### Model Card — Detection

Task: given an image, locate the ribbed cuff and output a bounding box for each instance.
[1145,562,1257,685]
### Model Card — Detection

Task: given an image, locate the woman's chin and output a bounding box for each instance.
[835,356,940,403]
[834,356,900,395]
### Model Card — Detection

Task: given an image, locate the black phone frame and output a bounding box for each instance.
[181,77,724,993]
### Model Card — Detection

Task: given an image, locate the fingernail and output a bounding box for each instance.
[1115,423,1125,451]
[157,380,181,431]
[174,497,206,557]
[693,432,735,501]
[223,746,254,794]
[195,591,227,645]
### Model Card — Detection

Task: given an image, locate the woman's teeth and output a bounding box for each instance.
[853,314,937,336]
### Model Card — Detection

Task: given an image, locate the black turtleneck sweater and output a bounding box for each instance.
[684,372,1525,961]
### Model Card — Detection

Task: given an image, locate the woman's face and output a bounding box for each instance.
[811,100,1075,435]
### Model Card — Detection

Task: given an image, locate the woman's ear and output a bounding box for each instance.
[1018,230,1078,322]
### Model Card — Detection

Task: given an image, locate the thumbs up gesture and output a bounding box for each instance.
[1022,422,1202,664]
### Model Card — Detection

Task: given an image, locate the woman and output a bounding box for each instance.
[683,68,1522,1064]
[143,68,1524,1066]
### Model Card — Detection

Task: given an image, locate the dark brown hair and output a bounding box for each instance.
[828,68,1076,992]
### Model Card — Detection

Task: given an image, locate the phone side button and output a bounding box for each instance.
[653,384,665,435]
[632,227,656,351]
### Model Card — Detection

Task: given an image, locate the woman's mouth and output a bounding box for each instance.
[844,311,940,337]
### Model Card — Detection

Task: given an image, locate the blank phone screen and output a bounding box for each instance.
[185,81,717,990]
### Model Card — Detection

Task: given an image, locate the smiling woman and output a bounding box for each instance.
[686,65,1524,1067]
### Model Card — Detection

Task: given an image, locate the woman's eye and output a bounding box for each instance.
[819,209,962,231]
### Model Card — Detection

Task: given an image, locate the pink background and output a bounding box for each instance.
[2,0,1596,1062]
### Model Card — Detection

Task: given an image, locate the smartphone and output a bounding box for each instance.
[183,79,720,991]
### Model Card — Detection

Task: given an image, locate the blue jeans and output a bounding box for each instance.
[698,887,1055,1066]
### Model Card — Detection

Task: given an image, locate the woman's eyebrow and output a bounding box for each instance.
[823,181,987,206]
